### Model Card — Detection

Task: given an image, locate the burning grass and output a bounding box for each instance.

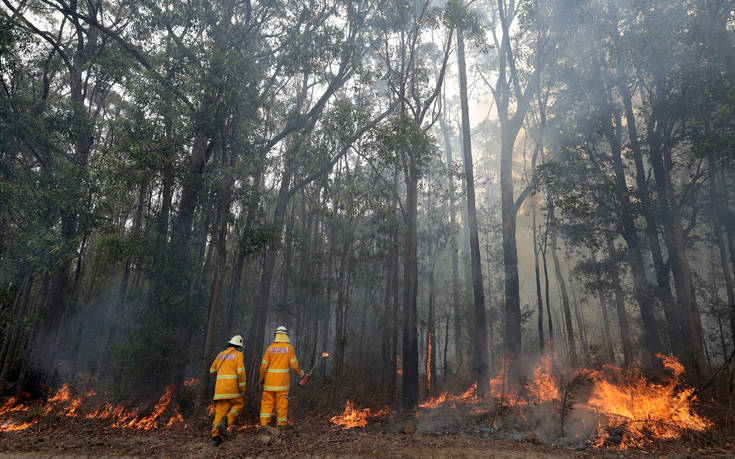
[587,354,710,449]
[328,354,713,451]
[329,401,390,429]
[0,383,186,433]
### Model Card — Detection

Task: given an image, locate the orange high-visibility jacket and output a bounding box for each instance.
[210,348,246,400]
[259,343,301,392]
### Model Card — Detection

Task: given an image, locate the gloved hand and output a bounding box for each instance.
[299,370,305,378]
[259,379,264,385]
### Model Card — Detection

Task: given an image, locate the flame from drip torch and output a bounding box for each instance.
[321,352,330,358]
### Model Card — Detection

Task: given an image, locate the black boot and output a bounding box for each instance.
[212,435,223,447]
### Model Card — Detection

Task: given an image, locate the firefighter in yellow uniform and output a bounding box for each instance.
[259,325,304,426]
[209,335,246,446]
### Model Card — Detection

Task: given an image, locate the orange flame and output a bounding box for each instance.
[321,352,330,358]
[330,401,390,429]
[525,355,559,405]
[0,384,186,433]
[125,385,174,431]
[588,354,710,449]
[0,397,25,415]
[419,382,479,409]
[426,331,433,393]
[0,420,37,432]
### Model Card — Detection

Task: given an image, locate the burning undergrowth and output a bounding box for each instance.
[329,354,712,450]
[0,383,188,433]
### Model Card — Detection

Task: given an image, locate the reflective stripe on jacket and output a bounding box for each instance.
[259,342,300,391]
[210,348,246,400]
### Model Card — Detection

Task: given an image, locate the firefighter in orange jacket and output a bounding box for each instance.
[209,335,246,446]
[259,325,304,426]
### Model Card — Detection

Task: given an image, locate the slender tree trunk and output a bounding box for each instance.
[334,220,352,380]
[244,164,292,401]
[426,267,436,395]
[402,158,419,411]
[549,203,577,367]
[439,91,463,373]
[533,201,544,352]
[457,24,489,393]
[541,236,553,343]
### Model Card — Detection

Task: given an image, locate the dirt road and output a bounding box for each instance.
[2,417,732,458]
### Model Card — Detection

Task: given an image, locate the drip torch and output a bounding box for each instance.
[298,352,330,387]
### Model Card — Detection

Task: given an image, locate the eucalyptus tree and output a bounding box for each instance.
[372,0,454,409]
[2,0,141,383]
[451,0,489,392]
[477,0,564,381]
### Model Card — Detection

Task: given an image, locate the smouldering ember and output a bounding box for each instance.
[588,354,710,449]
[329,401,390,429]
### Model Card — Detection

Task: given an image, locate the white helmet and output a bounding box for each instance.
[275,326,288,335]
[229,335,244,347]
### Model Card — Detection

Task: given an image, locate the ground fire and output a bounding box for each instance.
[2,0,735,455]
[1,384,185,433]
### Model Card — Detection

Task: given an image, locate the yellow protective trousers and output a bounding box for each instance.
[260,390,288,426]
[211,397,244,438]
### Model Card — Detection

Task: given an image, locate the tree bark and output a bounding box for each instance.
[457,24,489,393]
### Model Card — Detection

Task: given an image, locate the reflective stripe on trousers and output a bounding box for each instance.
[211,397,244,438]
[260,390,289,426]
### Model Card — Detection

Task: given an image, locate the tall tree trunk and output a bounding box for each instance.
[244,163,293,401]
[402,156,419,411]
[643,72,708,378]
[603,113,664,367]
[457,24,489,393]
[439,91,463,373]
[426,266,436,395]
[533,198,544,353]
[334,220,352,380]
[618,76,683,357]
[541,230,553,344]
[197,182,231,407]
